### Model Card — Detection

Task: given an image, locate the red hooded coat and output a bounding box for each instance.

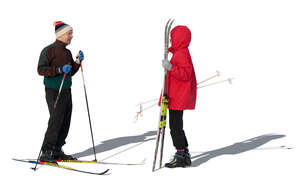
[165,25,197,110]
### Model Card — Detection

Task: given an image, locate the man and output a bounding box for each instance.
[37,21,84,162]
[162,25,197,168]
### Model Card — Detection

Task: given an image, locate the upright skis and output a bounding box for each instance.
[152,19,174,172]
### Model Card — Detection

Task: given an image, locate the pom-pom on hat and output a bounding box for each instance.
[54,21,72,38]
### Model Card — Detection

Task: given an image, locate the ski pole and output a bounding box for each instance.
[80,61,97,162]
[197,78,234,89]
[54,73,67,109]
[135,78,234,122]
[31,146,43,171]
[136,98,159,106]
[197,71,221,86]
[134,103,157,122]
[32,73,67,171]
[136,71,221,109]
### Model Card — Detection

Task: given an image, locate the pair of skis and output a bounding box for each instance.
[152,19,174,172]
[13,158,109,175]
[13,158,145,175]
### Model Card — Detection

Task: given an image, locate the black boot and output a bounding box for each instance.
[39,150,57,163]
[55,147,77,160]
[184,148,192,166]
[165,153,187,168]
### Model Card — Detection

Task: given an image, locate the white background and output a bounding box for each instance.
[1,0,299,184]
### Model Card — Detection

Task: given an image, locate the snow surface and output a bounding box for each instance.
[1,0,299,184]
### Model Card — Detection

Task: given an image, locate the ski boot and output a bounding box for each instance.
[165,152,187,168]
[55,147,77,160]
[39,150,57,164]
[165,149,192,168]
[184,148,192,166]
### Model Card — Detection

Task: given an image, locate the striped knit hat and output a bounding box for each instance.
[54,21,73,38]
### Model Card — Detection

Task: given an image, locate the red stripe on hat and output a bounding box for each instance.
[53,21,64,27]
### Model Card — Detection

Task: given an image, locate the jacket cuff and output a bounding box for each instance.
[75,58,81,64]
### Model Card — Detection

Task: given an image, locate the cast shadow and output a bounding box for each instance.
[72,131,156,158]
[191,134,286,167]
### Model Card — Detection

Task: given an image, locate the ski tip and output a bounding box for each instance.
[99,169,110,175]
[12,158,25,162]
[169,19,175,27]
[170,19,175,24]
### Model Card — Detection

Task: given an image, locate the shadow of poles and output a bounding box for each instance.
[191,134,286,167]
[72,131,157,159]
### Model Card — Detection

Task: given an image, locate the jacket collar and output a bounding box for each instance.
[54,39,67,48]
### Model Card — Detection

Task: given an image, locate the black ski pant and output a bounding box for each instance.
[169,109,188,150]
[42,88,72,152]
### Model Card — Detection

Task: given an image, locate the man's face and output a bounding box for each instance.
[60,30,73,45]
